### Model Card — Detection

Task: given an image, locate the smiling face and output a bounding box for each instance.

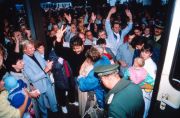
[23,43,35,56]
[113,24,121,33]
[72,45,84,54]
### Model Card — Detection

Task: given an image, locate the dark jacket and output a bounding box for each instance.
[105,79,144,118]
[54,42,91,77]
[49,50,73,90]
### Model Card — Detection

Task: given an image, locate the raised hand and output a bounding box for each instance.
[125,9,132,21]
[55,25,66,42]
[64,13,72,24]
[91,12,96,23]
[109,7,117,14]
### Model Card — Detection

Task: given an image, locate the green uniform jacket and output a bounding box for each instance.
[105,79,144,118]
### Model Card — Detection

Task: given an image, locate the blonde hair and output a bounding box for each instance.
[134,57,145,67]
[21,40,35,50]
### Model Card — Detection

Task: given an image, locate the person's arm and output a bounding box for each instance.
[14,34,20,53]
[106,7,116,20]
[77,71,99,91]
[84,10,89,25]
[105,7,116,36]
[121,9,133,36]
[18,89,29,117]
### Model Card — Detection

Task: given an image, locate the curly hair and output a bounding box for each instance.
[85,46,102,62]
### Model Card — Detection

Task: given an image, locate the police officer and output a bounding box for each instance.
[94,64,144,118]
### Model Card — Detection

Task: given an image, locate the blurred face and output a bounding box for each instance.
[0,80,5,91]
[13,59,24,71]
[72,45,84,54]
[98,31,107,39]
[99,44,106,50]
[134,29,142,36]
[37,45,45,55]
[53,25,59,33]
[113,24,121,33]
[24,43,35,56]
[154,28,163,36]
[14,31,23,41]
[128,34,135,43]
[86,31,93,40]
[140,50,152,60]
[79,33,85,42]
[21,26,26,32]
[71,24,77,33]
[144,27,150,36]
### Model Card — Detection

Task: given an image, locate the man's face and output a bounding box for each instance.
[14,31,23,41]
[113,24,121,33]
[71,24,77,33]
[72,45,84,54]
[13,59,24,71]
[24,44,35,56]
[98,31,107,39]
[86,31,93,40]
[0,80,5,91]
[134,29,142,36]
[154,28,163,36]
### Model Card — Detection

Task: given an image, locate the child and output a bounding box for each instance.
[123,57,154,90]
[4,75,32,118]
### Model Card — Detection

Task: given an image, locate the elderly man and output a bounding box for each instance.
[22,40,58,118]
[94,64,144,118]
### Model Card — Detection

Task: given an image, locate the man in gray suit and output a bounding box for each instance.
[22,40,58,118]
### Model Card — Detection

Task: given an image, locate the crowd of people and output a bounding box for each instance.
[0,2,167,118]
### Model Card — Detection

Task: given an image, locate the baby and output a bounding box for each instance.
[123,57,154,90]
[4,76,32,118]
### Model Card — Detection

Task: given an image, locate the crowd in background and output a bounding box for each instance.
[0,1,167,118]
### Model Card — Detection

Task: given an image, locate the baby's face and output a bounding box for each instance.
[133,58,143,67]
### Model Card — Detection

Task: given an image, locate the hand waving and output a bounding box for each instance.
[55,25,66,42]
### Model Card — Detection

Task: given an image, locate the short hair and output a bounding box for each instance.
[98,30,105,35]
[141,43,153,53]
[35,41,45,49]
[131,36,146,48]
[70,36,83,48]
[97,38,106,45]
[21,40,35,50]
[6,53,23,72]
[134,57,145,67]
[86,46,101,62]
[112,20,121,27]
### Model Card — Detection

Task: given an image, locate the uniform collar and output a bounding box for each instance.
[105,79,130,104]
